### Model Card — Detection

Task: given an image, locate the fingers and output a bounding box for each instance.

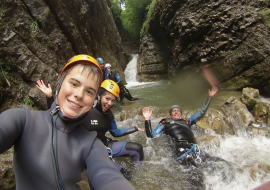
[142,107,153,113]
[36,80,41,87]
[40,80,45,86]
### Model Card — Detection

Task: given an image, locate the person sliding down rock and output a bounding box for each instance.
[104,63,139,102]
[142,86,219,166]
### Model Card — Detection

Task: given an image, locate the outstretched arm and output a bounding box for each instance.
[189,86,218,124]
[109,118,144,137]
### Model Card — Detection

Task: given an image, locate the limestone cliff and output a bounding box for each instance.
[138,0,270,95]
[0,0,126,111]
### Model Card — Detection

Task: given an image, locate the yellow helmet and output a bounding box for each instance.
[60,54,103,79]
[100,80,120,97]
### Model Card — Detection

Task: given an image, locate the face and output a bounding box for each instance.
[100,63,104,69]
[170,108,182,119]
[100,92,116,112]
[58,65,99,117]
[106,67,111,73]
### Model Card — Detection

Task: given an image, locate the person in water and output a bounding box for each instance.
[37,79,145,178]
[0,54,135,189]
[104,63,139,102]
[142,86,218,165]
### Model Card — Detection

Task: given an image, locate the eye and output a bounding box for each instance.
[71,82,78,87]
[87,90,94,95]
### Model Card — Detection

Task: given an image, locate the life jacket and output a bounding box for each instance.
[161,118,196,144]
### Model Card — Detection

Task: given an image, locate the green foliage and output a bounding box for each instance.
[109,0,122,21]
[140,0,156,37]
[121,0,152,38]
[0,62,11,86]
[21,95,35,108]
[30,20,38,37]
[259,8,270,28]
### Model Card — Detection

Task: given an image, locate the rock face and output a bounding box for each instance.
[196,87,270,135]
[0,0,126,111]
[138,0,270,95]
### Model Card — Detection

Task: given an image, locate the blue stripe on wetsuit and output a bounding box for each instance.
[109,117,129,136]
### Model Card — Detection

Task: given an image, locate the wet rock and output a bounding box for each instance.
[0,0,126,111]
[247,123,270,137]
[222,96,255,129]
[0,149,15,190]
[196,108,234,135]
[138,0,270,96]
[240,87,260,111]
[253,102,270,124]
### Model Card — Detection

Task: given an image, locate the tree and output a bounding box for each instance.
[120,0,152,38]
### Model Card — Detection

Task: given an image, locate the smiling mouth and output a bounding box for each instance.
[68,100,82,108]
[103,105,110,111]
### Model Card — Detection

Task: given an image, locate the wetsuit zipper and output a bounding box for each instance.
[50,106,67,190]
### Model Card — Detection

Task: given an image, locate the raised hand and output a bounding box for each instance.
[142,107,153,120]
[36,80,53,97]
[208,86,218,97]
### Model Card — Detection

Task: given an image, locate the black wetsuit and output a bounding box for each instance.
[145,97,212,164]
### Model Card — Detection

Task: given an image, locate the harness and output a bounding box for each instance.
[105,141,126,161]
[175,143,202,163]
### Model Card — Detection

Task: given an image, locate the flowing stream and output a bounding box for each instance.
[108,55,270,190]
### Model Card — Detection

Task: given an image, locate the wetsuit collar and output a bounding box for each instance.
[49,101,88,133]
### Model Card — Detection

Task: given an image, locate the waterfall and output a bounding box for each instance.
[124,54,138,85]
[124,54,154,87]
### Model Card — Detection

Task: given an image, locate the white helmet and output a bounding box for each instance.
[105,63,112,68]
